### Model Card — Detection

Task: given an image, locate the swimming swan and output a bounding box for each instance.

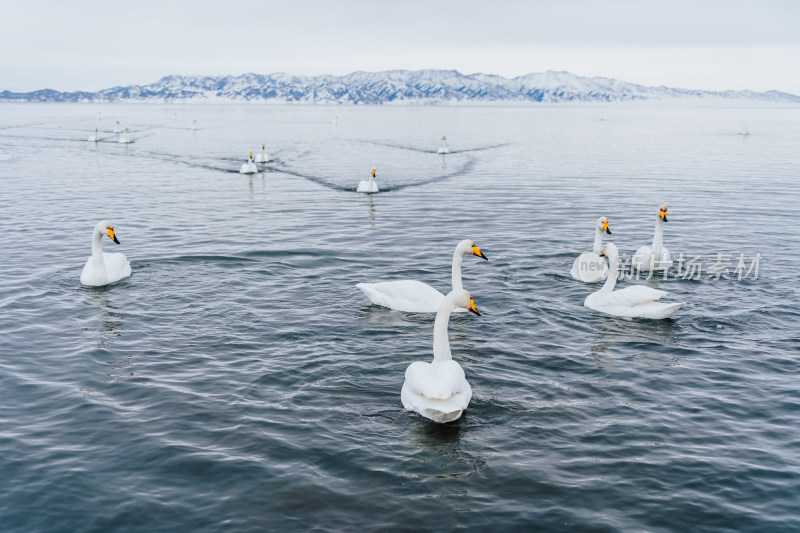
[254,143,269,163]
[401,288,480,423]
[80,221,132,287]
[632,205,672,272]
[118,127,131,144]
[357,167,379,193]
[570,216,611,282]
[239,152,258,174]
[584,243,683,319]
[437,135,449,154]
[356,240,487,313]
[88,128,100,142]
[113,121,122,133]
[192,119,199,130]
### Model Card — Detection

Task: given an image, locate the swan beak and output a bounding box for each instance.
[472,244,488,260]
[603,221,611,234]
[660,210,668,222]
[600,247,606,257]
[468,298,480,316]
[107,228,120,244]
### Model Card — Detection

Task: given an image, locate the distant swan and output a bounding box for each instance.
[632,205,672,272]
[437,135,449,154]
[88,128,100,142]
[570,216,611,282]
[239,152,258,174]
[357,239,487,312]
[80,221,132,286]
[113,121,122,133]
[401,288,480,423]
[254,143,269,163]
[357,167,379,193]
[192,119,199,130]
[118,127,131,144]
[584,243,683,319]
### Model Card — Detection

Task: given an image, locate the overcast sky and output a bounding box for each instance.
[2,0,799,94]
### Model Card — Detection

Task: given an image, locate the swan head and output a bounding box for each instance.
[451,288,480,316]
[456,239,488,260]
[600,242,618,260]
[659,205,668,222]
[94,221,120,244]
[261,144,265,149]
[597,216,611,234]
[249,152,253,159]
[442,136,446,140]
[371,167,376,177]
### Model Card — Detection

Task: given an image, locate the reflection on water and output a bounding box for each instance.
[81,292,125,348]
[367,194,376,228]
[403,416,488,489]
[81,291,133,382]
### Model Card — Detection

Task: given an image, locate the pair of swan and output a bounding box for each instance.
[357,239,487,312]
[239,152,258,174]
[584,243,683,319]
[572,206,673,281]
[357,167,378,193]
[254,144,269,163]
[80,221,131,286]
[88,128,100,142]
[437,135,449,154]
[359,240,488,423]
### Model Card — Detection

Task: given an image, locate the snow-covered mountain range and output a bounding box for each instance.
[2,70,798,104]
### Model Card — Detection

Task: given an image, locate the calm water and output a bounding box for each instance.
[1,103,799,532]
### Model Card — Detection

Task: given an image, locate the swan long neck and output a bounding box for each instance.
[652,218,664,259]
[432,301,455,363]
[451,249,464,291]
[599,253,618,294]
[91,230,105,267]
[592,226,604,255]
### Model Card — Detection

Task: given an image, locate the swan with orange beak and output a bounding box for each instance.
[632,205,673,272]
[80,221,131,286]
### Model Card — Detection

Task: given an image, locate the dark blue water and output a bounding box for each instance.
[1,103,799,532]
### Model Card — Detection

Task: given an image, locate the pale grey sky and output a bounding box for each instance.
[1,0,799,93]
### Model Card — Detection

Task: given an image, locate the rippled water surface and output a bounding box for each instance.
[1,103,799,532]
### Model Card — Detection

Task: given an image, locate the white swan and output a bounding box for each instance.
[437,135,449,154]
[584,243,683,319]
[88,128,100,142]
[80,221,132,287]
[254,143,269,163]
[192,119,199,130]
[239,152,258,174]
[632,205,673,272]
[401,288,480,423]
[118,127,131,144]
[357,239,487,313]
[357,167,379,193]
[113,121,122,133]
[571,216,611,282]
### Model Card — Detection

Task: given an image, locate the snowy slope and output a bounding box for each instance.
[2,70,798,104]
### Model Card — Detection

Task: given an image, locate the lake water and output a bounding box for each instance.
[1,102,799,532]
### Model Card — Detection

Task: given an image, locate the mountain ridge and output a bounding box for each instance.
[2,70,798,104]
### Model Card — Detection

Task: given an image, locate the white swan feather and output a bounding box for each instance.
[357,239,487,313]
[401,288,479,423]
[80,221,131,286]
